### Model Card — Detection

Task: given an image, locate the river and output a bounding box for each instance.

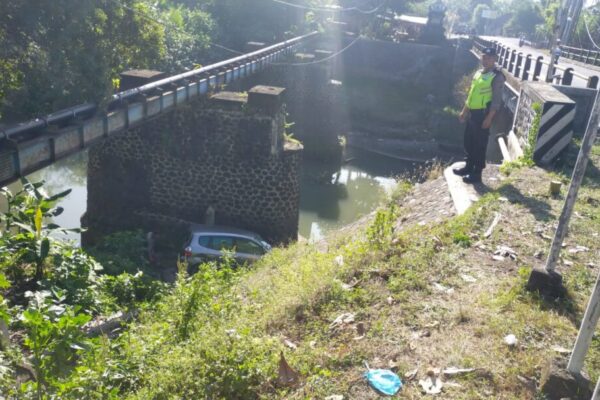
[3,147,418,243]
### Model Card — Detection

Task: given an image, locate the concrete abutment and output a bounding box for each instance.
[83,86,302,246]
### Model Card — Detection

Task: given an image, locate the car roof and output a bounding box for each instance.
[189,224,264,241]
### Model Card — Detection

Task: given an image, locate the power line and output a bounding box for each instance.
[271,34,361,66]
[583,13,600,50]
[269,0,385,15]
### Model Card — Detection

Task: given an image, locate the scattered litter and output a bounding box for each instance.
[460,274,477,283]
[499,196,509,202]
[504,334,518,347]
[433,283,454,294]
[419,368,443,395]
[277,352,300,387]
[588,263,597,268]
[484,213,502,238]
[283,338,297,350]
[387,296,395,305]
[568,245,590,254]
[442,367,476,377]
[309,340,317,348]
[325,396,343,400]
[341,278,360,291]
[563,260,574,267]
[334,255,344,266]
[444,381,463,389]
[424,321,440,329]
[552,345,571,354]
[534,250,544,259]
[492,255,505,262]
[225,329,241,340]
[412,330,431,339]
[404,368,418,381]
[494,246,517,260]
[364,363,402,396]
[330,313,355,330]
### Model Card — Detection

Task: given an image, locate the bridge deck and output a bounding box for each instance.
[482,36,600,89]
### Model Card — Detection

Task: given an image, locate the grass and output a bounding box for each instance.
[92,144,600,399]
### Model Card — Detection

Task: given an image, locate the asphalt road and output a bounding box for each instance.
[482,36,600,89]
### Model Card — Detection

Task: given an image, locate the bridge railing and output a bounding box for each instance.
[0,31,320,187]
[472,37,600,90]
[561,45,600,67]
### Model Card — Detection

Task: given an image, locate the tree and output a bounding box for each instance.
[502,0,543,37]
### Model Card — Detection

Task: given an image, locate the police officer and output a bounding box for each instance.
[454,47,505,184]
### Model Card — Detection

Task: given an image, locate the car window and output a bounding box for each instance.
[208,236,235,251]
[235,238,264,255]
[197,235,210,247]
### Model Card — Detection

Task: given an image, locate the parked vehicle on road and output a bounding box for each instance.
[182,225,272,266]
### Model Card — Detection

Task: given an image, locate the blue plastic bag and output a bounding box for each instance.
[364,368,403,396]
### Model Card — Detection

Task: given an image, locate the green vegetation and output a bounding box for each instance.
[4,142,600,398]
[0,0,335,122]
[500,102,542,175]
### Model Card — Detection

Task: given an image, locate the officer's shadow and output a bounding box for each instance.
[472,182,554,222]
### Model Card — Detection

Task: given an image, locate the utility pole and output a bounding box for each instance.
[528,69,600,296]
[562,0,584,44]
[546,3,563,83]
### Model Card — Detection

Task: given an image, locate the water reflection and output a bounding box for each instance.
[2,152,88,242]
[1,148,418,244]
[299,148,418,241]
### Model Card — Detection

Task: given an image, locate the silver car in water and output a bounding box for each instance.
[182,224,272,265]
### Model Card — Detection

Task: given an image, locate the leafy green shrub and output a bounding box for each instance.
[18,291,92,398]
[87,231,149,276]
[41,246,104,314]
[99,272,167,311]
[366,206,397,249]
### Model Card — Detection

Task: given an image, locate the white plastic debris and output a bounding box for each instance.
[433,283,454,294]
[494,246,517,260]
[504,334,518,347]
[568,245,590,254]
[460,274,477,283]
[330,313,355,330]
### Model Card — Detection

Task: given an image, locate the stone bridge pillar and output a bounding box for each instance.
[84,86,302,246]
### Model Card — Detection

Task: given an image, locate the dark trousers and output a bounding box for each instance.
[463,109,490,171]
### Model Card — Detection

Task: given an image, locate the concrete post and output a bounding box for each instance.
[568,271,600,374]
[527,74,600,297]
[593,376,600,399]
[545,87,600,273]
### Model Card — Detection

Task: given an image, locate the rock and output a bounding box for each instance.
[540,358,592,400]
[526,267,566,299]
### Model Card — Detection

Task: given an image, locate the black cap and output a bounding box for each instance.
[483,47,497,56]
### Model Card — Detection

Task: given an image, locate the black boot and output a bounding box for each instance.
[462,170,482,184]
[453,164,472,176]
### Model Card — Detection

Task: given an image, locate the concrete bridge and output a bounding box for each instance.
[0,32,318,188]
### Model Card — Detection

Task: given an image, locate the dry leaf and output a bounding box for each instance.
[277,352,300,387]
